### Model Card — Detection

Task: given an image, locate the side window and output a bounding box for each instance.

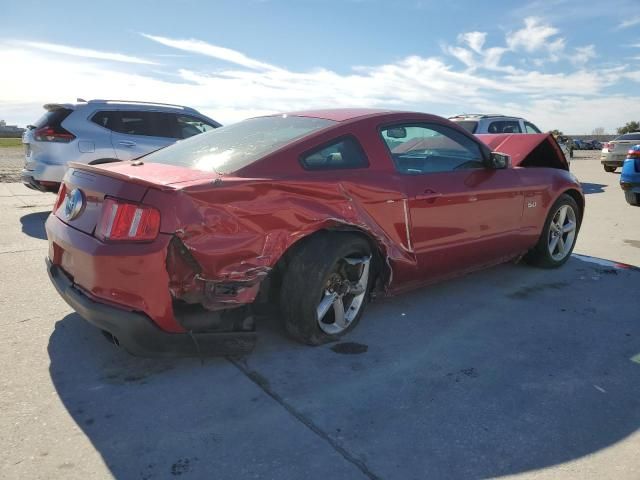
[91,111,117,130]
[300,137,368,170]
[110,111,156,136]
[488,120,522,134]
[524,121,541,134]
[380,124,485,175]
[176,115,217,139]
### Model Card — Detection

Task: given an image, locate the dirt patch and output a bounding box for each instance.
[0,146,24,183]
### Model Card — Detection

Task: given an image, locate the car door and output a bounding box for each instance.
[379,123,525,282]
[109,110,176,161]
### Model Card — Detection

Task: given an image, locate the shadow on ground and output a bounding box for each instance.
[48,256,640,479]
[581,182,607,194]
[20,210,49,240]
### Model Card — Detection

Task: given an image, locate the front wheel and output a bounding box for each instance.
[604,165,617,173]
[280,234,372,345]
[525,194,580,268]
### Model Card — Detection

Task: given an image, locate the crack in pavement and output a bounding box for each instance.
[0,247,47,256]
[228,357,382,480]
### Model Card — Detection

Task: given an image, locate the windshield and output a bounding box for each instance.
[144,115,336,174]
[451,120,478,134]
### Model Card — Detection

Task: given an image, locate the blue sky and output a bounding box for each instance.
[1,0,639,132]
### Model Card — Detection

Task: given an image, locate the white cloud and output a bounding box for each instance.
[22,41,156,65]
[571,45,597,66]
[507,17,560,52]
[457,32,487,53]
[0,24,636,134]
[618,16,640,29]
[141,34,282,71]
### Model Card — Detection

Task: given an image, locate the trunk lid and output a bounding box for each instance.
[55,162,218,236]
[611,140,640,154]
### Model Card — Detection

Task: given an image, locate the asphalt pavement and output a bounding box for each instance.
[1,156,639,480]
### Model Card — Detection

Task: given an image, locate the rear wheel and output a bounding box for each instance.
[625,191,640,206]
[525,194,580,268]
[280,233,372,345]
[604,165,617,173]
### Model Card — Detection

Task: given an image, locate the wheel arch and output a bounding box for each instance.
[255,223,391,306]
[561,188,585,225]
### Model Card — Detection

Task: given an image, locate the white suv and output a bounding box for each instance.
[21,99,221,192]
[448,113,543,134]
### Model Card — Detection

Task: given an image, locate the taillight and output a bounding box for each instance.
[34,126,75,143]
[627,148,640,159]
[603,142,611,151]
[96,198,160,242]
[53,183,67,212]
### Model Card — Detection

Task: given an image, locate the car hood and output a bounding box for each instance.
[476,133,569,170]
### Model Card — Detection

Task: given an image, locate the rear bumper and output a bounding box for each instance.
[47,259,256,357]
[601,159,624,167]
[20,171,60,192]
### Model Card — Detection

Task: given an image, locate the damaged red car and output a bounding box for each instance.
[46,109,583,356]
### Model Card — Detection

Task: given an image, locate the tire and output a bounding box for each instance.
[280,233,372,345]
[625,191,640,206]
[604,165,617,173]
[524,194,581,268]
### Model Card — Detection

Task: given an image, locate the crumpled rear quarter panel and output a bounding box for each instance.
[144,176,418,305]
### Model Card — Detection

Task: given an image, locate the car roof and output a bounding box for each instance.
[281,108,396,122]
[43,99,201,114]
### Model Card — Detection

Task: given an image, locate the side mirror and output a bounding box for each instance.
[490,152,511,169]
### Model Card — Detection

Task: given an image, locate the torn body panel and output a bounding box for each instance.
[149,175,417,314]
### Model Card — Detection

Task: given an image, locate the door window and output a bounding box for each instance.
[380,124,485,174]
[487,120,522,133]
[300,137,369,170]
[524,121,541,133]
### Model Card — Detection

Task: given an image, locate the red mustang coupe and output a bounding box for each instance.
[46,109,583,356]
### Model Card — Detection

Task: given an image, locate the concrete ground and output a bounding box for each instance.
[1,155,639,480]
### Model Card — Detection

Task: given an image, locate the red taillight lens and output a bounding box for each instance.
[602,142,610,150]
[97,198,160,242]
[34,126,75,143]
[627,149,640,159]
[53,183,67,212]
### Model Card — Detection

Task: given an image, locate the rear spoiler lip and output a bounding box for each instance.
[43,103,76,112]
[67,162,228,191]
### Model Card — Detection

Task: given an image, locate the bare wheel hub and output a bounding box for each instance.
[316,255,371,335]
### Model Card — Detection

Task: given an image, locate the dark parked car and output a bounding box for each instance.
[46,109,583,356]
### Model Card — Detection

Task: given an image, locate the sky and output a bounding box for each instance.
[1,0,639,133]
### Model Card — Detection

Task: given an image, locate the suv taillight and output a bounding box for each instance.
[53,183,67,212]
[34,126,75,143]
[97,198,160,242]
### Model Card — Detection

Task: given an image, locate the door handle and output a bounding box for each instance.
[414,189,442,201]
[118,141,136,147]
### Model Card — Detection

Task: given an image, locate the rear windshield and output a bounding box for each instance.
[617,133,640,141]
[451,120,478,134]
[144,115,336,174]
[33,108,72,128]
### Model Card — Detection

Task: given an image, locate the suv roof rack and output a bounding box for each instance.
[87,99,197,112]
[451,113,508,119]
